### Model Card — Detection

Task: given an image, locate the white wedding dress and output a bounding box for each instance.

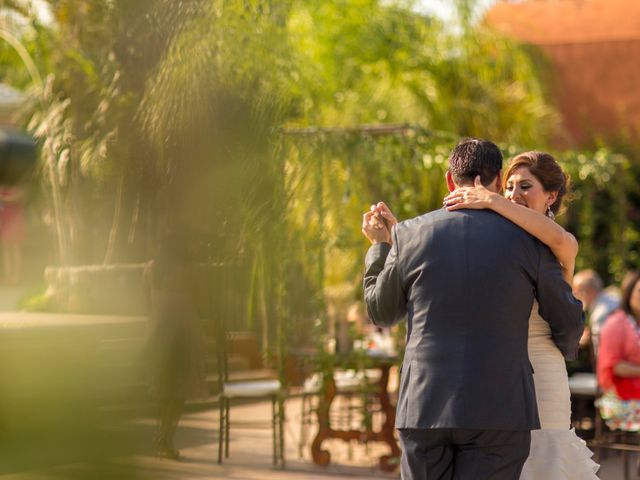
[519,301,599,479]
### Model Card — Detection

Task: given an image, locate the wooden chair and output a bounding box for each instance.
[592,407,640,480]
[568,334,599,437]
[588,394,640,480]
[569,372,598,435]
[580,335,640,480]
[216,331,285,467]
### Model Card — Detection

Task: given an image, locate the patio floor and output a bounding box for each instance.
[0,396,635,479]
[0,291,632,479]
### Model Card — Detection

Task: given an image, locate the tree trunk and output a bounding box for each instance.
[103,171,125,264]
[45,151,68,266]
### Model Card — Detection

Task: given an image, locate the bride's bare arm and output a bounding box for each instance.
[491,196,577,283]
[444,179,578,283]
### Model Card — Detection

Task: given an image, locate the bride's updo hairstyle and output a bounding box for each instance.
[503,151,571,215]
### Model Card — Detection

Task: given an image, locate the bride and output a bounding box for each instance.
[377,151,598,479]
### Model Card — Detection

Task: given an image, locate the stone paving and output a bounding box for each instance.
[0,287,632,479]
[0,396,634,479]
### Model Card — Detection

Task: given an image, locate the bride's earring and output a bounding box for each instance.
[546,204,555,220]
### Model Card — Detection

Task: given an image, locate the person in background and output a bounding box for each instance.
[573,269,621,354]
[0,186,25,285]
[596,271,640,430]
[143,233,208,459]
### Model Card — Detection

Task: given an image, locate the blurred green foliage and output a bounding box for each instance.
[0,317,148,478]
[283,128,633,305]
[0,0,636,346]
[1,2,638,473]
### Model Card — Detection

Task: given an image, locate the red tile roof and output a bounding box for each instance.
[485,0,640,146]
[486,0,640,44]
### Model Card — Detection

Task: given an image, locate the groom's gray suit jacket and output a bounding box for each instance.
[364,208,584,431]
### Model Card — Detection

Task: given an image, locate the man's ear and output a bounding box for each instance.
[445,171,456,192]
[494,170,503,192]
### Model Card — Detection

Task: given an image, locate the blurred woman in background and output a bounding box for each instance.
[144,233,207,459]
[597,271,640,430]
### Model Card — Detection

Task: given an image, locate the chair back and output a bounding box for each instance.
[226,331,264,371]
[217,330,277,385]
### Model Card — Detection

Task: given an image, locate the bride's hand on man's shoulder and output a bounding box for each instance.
[443,175,497,211]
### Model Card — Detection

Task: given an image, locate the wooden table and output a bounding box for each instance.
[310,353,400,471]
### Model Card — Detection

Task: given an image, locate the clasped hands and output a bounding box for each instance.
[362,202,397,245]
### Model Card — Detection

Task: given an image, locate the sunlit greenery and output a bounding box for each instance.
[3,2,640,474]
[0,0,636,340]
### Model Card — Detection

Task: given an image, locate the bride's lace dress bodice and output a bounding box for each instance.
[520,302,599,479]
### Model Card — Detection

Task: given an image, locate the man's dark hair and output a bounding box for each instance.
[448,138,503,187]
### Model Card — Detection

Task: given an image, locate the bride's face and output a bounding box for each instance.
[504,167,554,214]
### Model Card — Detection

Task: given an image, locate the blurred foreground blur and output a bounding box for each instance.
[0,312,148,479]
[1,1,640,478]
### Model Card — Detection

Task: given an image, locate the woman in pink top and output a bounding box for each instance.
[597,271,640,430]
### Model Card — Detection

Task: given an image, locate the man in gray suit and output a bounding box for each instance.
[362,138,584,480]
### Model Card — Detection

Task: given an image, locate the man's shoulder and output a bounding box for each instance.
[396,209,441,228]
[396,209,544,264]
[394,209,448,236]
[397,208,530,233]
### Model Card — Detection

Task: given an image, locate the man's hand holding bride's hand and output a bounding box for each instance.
[362,202,398,245]
[374,201,398,229]
[443,175,498,211]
